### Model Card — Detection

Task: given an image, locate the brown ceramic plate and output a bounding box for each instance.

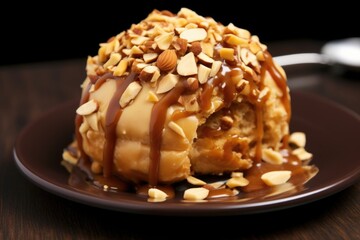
[13,91,360,216]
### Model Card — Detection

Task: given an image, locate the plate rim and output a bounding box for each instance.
[13,91,360,216]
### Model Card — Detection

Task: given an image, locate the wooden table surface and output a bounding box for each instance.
[1,40,359,239]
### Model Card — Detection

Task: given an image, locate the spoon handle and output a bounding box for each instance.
[273,53,329,67]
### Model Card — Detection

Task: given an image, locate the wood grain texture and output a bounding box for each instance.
[1,41,359,240]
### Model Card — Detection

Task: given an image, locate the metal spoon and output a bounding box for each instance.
[273,38,360,69]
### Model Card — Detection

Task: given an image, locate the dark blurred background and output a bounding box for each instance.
[1,0,358,66]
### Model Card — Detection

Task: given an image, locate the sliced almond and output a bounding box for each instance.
[184,22,198,29]
[156,73,179,94]
[143,53,158,63]
[113,59,128,76]
[187,176,206,186]
[168,121,186,138]
[122,48,131,56]
[261,171,292,186]
[292,148,313,161]
[186,77,199,92]
[130,46,143,56]
[119,81,142,108]
[131,61,148,73]
[237,79,249,93]
[262,148,283,165]
[224,34,248,46]
[131,36,149,45]
[198,64,211,84]
[84,113,98,131]
[155,32,174,50]
[256,51,265,61]
[209,61,222,77]
[197,52,214,65]
[226,177,249,188]
[76,99,98,116]
[148,188,168,200]
[147,91,159,102]
[249,41,262,54]
[98,45,107,63]
[175,27,186,35]
[219,48,235,61]
[103,53,121,69]
[79,121,89,134]
[231,172,244,178]
[174,37,188,56]
[156,49,177,72]
[258,87,270,102]
[240,48,257,66]
[201,42,214,58]
[183,187,209,200]
[177,52,198,76]
[62,150,78,165]
[198,21,209,29]
[180,28,207,42]
[207,181,226,189]
[139,66,160,82]
[289,132,306,148]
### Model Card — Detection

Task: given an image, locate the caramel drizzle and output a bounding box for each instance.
[103,72,137,177]
[263,51,291,121]
[149,80,186,187]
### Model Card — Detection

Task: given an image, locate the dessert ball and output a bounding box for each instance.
[72,8,290,186]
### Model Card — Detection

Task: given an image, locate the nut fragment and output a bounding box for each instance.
[177,52,198,76]
[156,73,179,94]
[84,113,99,131]
[289,132,306,148]
[292,148,313,161]
[147,91,159,102]
[179,28,207,42]
[210,61,222,77]
[113,59,128,76]
[226,176,249,188]
[156,49,177,72]
[139,66,160,82]
[197,52,214,65]
[143,53,158,63]
[262,148,283,165]
[219,48,235,61]
[119,81,142,108]
[76,99,98,116]
[103,53,121,69]
[183,187,209,200]
[148,188,168,201]
[187,176,206,186]
[168,121,186,138]
[261,171,292,186]
[224,34,248,46]
[155,32,174,50]
[189,42,202,55]
[186,77,199,92]
[198,64,211,84]
[62,150,78,165]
